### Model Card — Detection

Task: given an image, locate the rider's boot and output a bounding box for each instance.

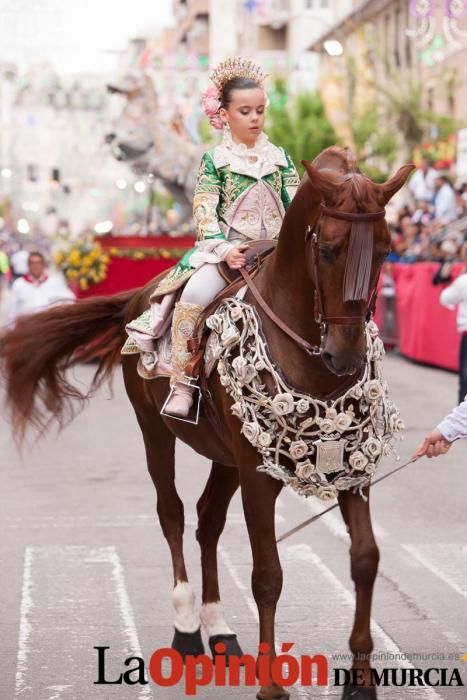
[163,301,203,418]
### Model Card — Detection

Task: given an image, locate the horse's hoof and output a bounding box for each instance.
[171,627,205,660]
[209,633,244,665]
[256,686,290,700]
[341,685,377,699]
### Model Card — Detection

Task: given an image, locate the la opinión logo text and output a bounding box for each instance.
[94,644,328,695]
[94,646,464,695]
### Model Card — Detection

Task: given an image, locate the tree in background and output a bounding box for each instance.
[266,77,339,175]
[351,55,460,165]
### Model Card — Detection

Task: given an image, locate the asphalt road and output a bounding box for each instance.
[0,351,466,700]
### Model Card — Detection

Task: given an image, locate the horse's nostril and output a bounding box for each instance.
[105,133,116,144]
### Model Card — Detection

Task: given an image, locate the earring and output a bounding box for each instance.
[224,122,230,131]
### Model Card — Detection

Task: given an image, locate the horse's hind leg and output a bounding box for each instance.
[196,461,243,661]
[136,408,204,657]
[338,488,379,700]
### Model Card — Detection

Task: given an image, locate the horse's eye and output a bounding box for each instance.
[319,246,334,262]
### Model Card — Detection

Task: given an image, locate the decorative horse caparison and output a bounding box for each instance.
[0,147,414,700]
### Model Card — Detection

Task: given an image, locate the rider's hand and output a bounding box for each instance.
[225,245,247,270]
[413,429,452,459]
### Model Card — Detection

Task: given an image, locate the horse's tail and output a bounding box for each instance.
[0,289,140,441]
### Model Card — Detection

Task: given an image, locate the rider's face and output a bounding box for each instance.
[220,88,266,147]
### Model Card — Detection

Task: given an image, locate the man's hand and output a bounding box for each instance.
[413,429,452,459]
[225,245,247,270]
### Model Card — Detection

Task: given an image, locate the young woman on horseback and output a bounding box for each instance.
[123,57,300,418]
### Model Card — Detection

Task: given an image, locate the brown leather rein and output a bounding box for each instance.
[240,202,386,358]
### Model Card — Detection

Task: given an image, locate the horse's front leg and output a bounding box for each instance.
[338,488,379,700]
[239,459,289,700]
[196,461,244,660]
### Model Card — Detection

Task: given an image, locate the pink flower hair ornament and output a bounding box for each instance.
[201,84,224,130]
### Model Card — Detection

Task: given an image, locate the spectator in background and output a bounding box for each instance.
[411,198,434,226]
[434,174,458,224]
[408,157,438,202]
[439,245,467,403]
[8,251,74,324]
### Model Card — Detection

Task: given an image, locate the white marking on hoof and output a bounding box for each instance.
[200,602,234,637]
[172,581,200,633]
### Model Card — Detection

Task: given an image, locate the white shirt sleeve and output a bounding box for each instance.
[439,275,467,309]
[437,399,467,441]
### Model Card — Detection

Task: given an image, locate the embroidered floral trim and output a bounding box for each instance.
[206,299,403,501]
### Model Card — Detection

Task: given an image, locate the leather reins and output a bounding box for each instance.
[240,202,386,358]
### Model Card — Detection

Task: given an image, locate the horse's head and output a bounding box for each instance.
[301,158,414,377]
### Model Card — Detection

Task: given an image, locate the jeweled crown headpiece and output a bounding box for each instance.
[209,56,269,91]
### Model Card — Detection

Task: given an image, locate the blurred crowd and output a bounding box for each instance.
[388,159,467,264]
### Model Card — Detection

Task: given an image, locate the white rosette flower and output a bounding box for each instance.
[317,484,338,501]
[367,320,379,339]
[258,431,273,448]
[371,337,385,361]
[241,421,260,446]
[319,417,336,434]
[389,412,404,434]
[326,407,338,420]
[232,356,256,386]
[206,313,223,334]
[365,462,376,475]
[272,392,294,416]
[255,360,266,371]
[364,379,384,403]
[362,436,381,460]
[219,372,231,387]
[221,324,240,348]
[230,402,244,419]
[335,412,353,433]
[350,385,363,400]
[295,460,315,480]
[289,440,308,461]
[296,398,310,414]
[349,450,369,471]
[231,306,243,321]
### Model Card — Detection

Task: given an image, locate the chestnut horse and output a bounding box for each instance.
[0,147,413,700]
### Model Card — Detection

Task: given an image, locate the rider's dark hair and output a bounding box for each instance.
[220,77,262,109]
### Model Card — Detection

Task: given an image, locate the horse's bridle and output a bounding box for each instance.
[306,202,386,335]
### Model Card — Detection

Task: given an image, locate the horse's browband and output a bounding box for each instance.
[320,203,386,223]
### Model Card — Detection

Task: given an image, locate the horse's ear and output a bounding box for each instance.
[376,164,416,205]
[301,160,339,203]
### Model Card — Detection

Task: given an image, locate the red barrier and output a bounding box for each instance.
[77,235,195,298]
[384,262,463,371]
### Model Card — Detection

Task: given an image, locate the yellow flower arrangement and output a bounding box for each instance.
[53,239,109,289]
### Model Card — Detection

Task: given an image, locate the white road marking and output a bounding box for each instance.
[5,512,283,528]
[219,545,258,620]
[14,546,33,698]
[85,546,152,699]
[13,545,152,700]
[403,543,467,600]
